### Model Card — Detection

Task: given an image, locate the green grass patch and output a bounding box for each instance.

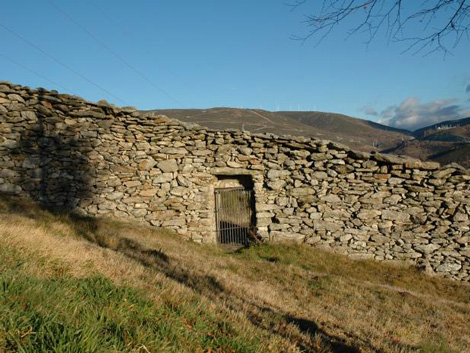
[0,265,263,353]
[233,243,470,304]
[419,339,457,353]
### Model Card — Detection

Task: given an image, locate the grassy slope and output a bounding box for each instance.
[1,196,469,353]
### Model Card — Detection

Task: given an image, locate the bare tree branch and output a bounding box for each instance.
[290,0,470,54]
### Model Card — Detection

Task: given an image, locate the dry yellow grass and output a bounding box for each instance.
[1,195,469,352]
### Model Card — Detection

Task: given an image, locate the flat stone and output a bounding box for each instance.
[310,153,329,161]
[328,141,350,151]
[267,169,290,179]
[349,253,375,260]
[432,168,456,179]
[322,194,341,203]
[170,187,189,196]
[312,171,328,179]
[349,150,371,160]
[239,147,252,155]
[106,192,124,200]
[140,189,158,197]
[405,160,440,170]
[0,169,17,178]
[290,188,314,197]
[267,180,286,190]
[0,139,17,149]
[131,208,148,217]
[388,177,404,185]
[357,209,381,220]
[138,158,156,171]
[163,218,186,227]
[336,233,351,242]
[22,157,39,169]
[0,183,22,194]
[7,94,25,103]
[227,161,243,168]
[373,153,408,164]
[20,111,37,121]
[436,263,462,272]
[314,220,343,232]
[456,236,469,245]
[371,234,389,244]
[161,147,188,155]
[256,203,279,211]
[124,180,142,188]
[98,201,116,210]
[157,159,178,172]
[453,212,469,222]
[153,173,173,183]
[414,244,440,254]
[381,210,410,222]
[64,118,77,125]
[257,212,275,218]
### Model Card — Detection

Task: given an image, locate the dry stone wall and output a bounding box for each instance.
[1,81,470,281]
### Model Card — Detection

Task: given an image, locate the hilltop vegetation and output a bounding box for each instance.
[1,195,469,352]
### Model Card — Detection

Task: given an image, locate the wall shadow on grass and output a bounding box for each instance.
[0,196,417,352]
[0,193,397,353]
[66,214,364,353]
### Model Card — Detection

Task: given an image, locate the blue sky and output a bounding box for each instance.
[1,0,469,130]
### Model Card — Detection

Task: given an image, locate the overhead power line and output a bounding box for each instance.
[89,0,193,91]
[49,0,184,107]
[0,52,72,93]
[0,21,128,105]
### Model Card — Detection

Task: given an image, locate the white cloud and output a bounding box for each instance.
[360,105,379,116]
[374,97,469,131]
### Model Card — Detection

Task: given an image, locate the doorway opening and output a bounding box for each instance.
[214,175,256,246]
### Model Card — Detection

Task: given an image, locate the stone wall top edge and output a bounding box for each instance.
[2,81,470,174]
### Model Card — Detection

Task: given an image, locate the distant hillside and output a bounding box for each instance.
[148,108,413,152]
[385,140,470,169]
[414,117,470,141]
[277,111,412,150]
[147,108,470,167]
[385,116,470,168]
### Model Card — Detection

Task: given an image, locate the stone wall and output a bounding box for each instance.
[1,81,469,281]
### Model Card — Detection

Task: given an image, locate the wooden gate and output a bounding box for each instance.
[214,187,254,245]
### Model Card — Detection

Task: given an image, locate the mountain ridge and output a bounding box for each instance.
[147,107,413,152]
[147,107,470,168]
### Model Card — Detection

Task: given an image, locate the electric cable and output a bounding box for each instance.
[49,0,184,107]
[0,21,128,105]
[0,52,72,93]
[89,0,193,91]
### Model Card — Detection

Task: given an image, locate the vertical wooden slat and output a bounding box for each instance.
[215,187,253,245]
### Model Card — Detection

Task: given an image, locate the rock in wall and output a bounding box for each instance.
[1,81,469,281]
